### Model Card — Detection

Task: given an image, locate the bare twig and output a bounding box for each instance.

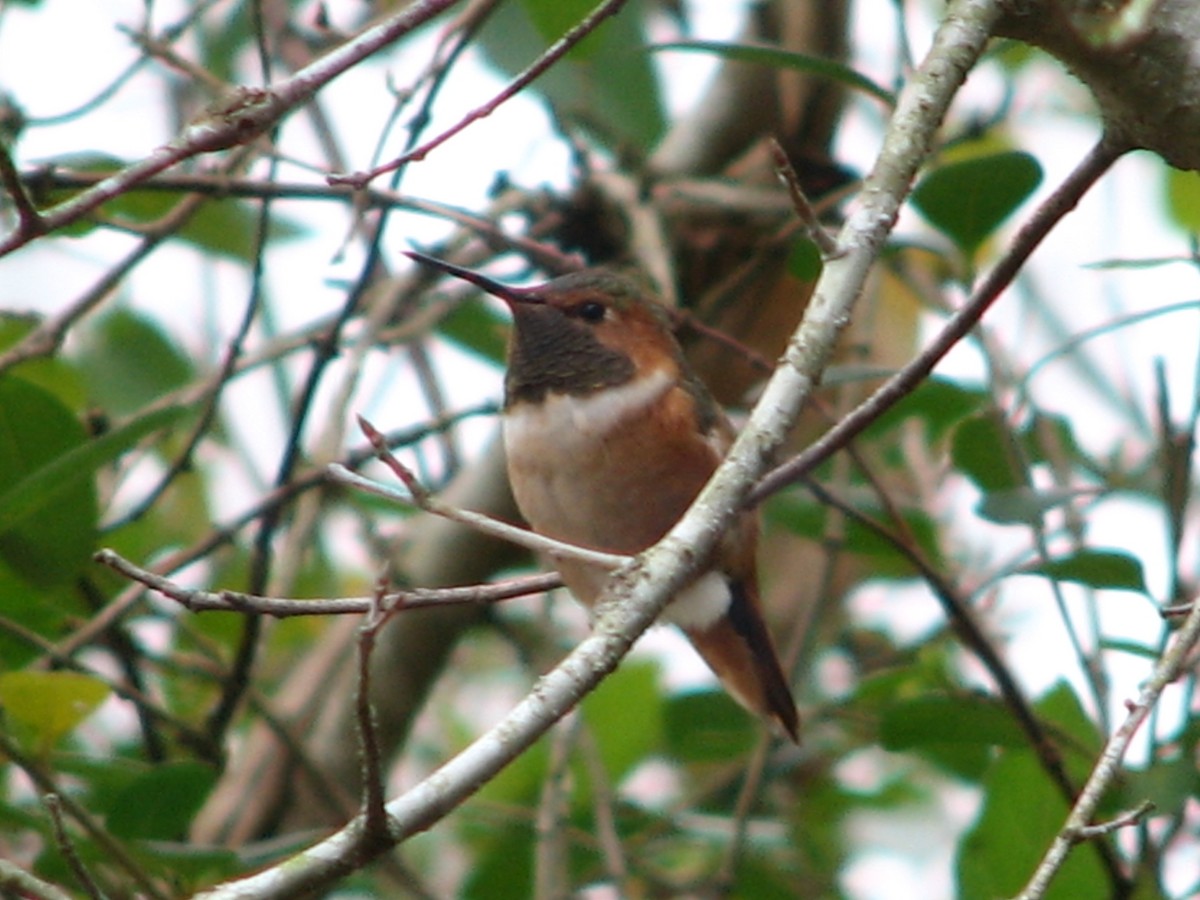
[331,0,632,186]
[534,713,580,900]
[345,416,629,570]
[0,858,73,900]
[1014,599,1200,900]
[1066,802,1154,842]
[0,0,461,255]
[357,575,393,843]
[94,547,561,616]
[748,134,1127,507]
[770,138,841,258]
[0,732,167,900]
[43,794,107,900]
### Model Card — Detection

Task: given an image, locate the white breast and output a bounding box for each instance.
[503,368,673,460]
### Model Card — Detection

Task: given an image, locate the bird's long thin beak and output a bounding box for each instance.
[404,251,540,306]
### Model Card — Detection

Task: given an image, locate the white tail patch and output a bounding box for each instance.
[661,571,730,630]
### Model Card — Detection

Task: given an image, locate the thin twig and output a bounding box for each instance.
[0,0,461,256]
[1014,597,1200,899]
[534,713,579,900]
[43,794,108,900]
[1066,802,1155,842]
[770,138,841,258]
[0,858,73,900]
[348,416,629,570]
[94,547,561,616]
[357,574,393,842]
[748,134,1128,507]
[0,733,167,900]
[331,0,632,186]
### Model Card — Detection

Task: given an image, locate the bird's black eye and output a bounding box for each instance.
[576,300,607,323]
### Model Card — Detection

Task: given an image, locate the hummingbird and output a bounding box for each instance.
[407,252,799,742]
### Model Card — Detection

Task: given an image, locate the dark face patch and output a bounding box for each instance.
[504,304,636,405]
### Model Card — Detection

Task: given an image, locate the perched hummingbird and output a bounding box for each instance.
[407,252,799,742]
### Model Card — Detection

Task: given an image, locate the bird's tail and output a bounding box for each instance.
[683,577,799,743]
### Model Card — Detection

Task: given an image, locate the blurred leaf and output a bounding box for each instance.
[0,560,83,668]
[129,841,241,893]
[976,486,1081,525]
[957,748,1108,899]
[786,236,824,282]
[1164,166,1200,232]
[951,411,1025,494]
[767,497,942,574]
[76,308,195,415]
[0,396,190,549]
[1036,681,1103,779]
[912,151,1043,255]
[1021,412,1086,468]
[1025,549,1147,592]
[580,659,662,784]
[0,313,87,409]
[478,0,664,152]
[881,694,1026,750]
[866,376,987,441]
[1098,638,1161,660]
[461,811,534,900]
[654,41,894,105]
[664,690,756,762]
[0,670,109,754]
[1126,756,1199,820]
[438,299,509,366]
[881,693,1026,782]
[0,375,97,584]
[107,762,217,840]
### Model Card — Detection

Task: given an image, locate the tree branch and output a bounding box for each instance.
[1014,598,1200,899]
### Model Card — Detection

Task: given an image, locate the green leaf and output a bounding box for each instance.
[786,236,823,282]
[0,670,110,753]
[580,659,662,783]
[478,0,664,152]
[664,690,756,762]
[0,313,88,409]
[106,762,217,840]
[976,486,1080,525]
[1164,166,1200,233]
[881,693,1026,781]
[912,151,1043,255]
[866,376,987,441]
[438,299,509,366]
[0,376,97,584]
[767,496,943,574]
[1125,756,1199,820]
[957,749,1108,899]
[950,411,1025,495]
[653,41,895,106]
[1025,549,1147,592]
[881,694,1026,750]
[76,308,194,415]
[0,398,191,541]
[0,560,84,668]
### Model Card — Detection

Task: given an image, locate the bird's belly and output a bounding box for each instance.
[504,374,678,550]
